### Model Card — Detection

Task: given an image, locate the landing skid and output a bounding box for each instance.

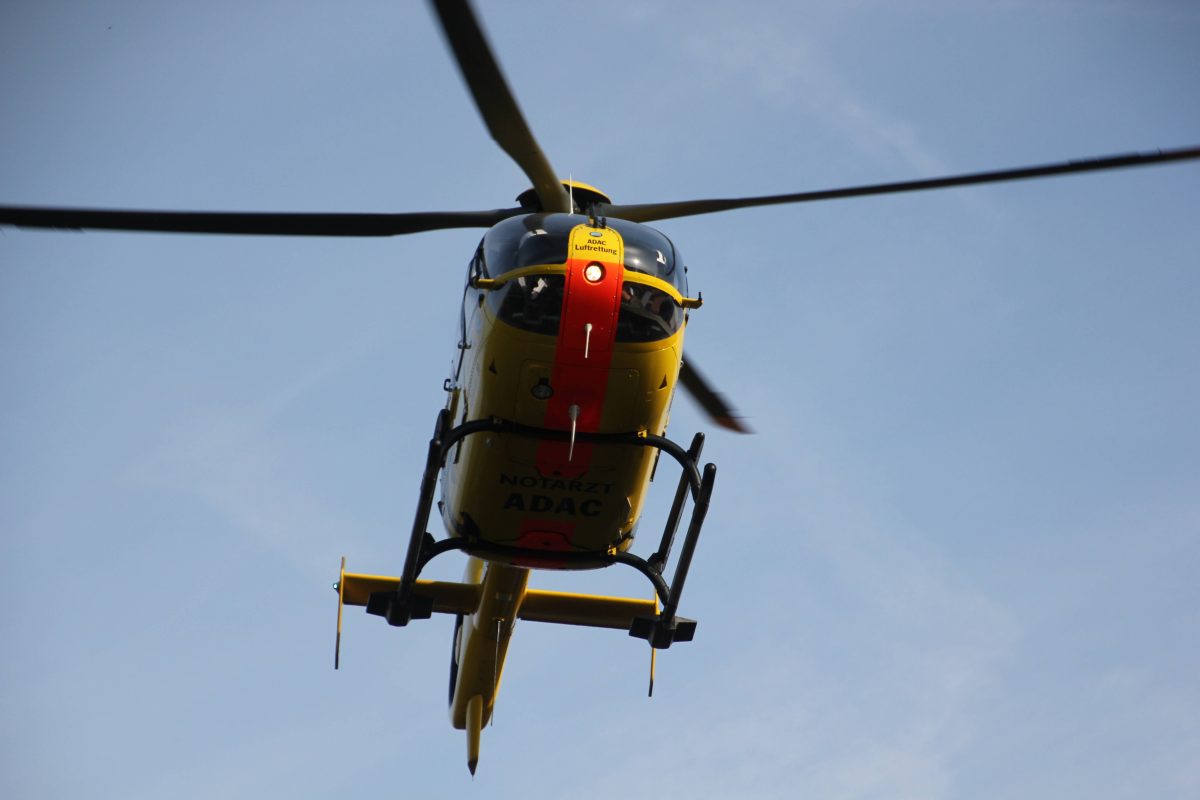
[366,409,717,649]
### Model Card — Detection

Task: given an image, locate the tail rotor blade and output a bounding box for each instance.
[649,590,659,697]
[335,557,346,670]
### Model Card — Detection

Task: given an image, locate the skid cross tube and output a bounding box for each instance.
[369,413,715,647]
[443,418,704,496]
[412,535,673,602]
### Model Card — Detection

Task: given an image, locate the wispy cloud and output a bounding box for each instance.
[683,19,948,175]
[533,430,1022,799]
[121,327,393,580]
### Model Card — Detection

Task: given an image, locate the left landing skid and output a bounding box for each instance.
[366,409,718,649]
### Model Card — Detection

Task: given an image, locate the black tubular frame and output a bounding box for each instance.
[365,409,717,648]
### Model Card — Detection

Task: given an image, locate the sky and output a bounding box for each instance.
[1,1,1198,797]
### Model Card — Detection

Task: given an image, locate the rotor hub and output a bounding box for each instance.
[517,180,612,214]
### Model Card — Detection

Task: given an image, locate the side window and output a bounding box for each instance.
[616,283,682,342]
[452,243,485,384]
[487,274,565,335]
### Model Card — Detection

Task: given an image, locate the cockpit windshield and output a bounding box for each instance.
[618,281,683,342]
[480,213,686,294]
[490,273,565,336]
[479,213,687,342]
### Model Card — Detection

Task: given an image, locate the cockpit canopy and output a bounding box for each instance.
[476,214,687,343]
[479,214,686,294]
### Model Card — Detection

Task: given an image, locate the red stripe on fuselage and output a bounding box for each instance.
[535,237,625,480]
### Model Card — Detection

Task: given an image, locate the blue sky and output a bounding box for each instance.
[2,1,1198,797]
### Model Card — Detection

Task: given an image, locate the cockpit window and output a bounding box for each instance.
[487,273,565,335]
[609,218,682,292]
[480,213,687,340]
[482,214,572,277]
[480,214,686,294]
[492,276,681,341]
[617,282,683,342]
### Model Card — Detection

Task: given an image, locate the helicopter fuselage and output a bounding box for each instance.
[439,213,694,563]
[430,211,702,737]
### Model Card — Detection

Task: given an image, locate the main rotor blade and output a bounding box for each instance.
[430,0,570,214]
[678,360,751,434]
[0,206,525,236]
[599,146,1200,223]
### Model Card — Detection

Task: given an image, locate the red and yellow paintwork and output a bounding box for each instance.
[441,220,690,557]
[338,212,700,772]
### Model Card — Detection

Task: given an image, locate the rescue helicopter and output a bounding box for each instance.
[3,0,1198,776]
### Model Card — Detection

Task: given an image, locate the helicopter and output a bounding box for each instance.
[3,0,1199,778]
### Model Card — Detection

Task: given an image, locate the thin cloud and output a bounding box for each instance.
[552,435,1020,799]
[683,20,948,176]
[121,327,394,579]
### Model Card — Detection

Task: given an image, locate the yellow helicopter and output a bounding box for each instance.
[3,0,1199,776]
